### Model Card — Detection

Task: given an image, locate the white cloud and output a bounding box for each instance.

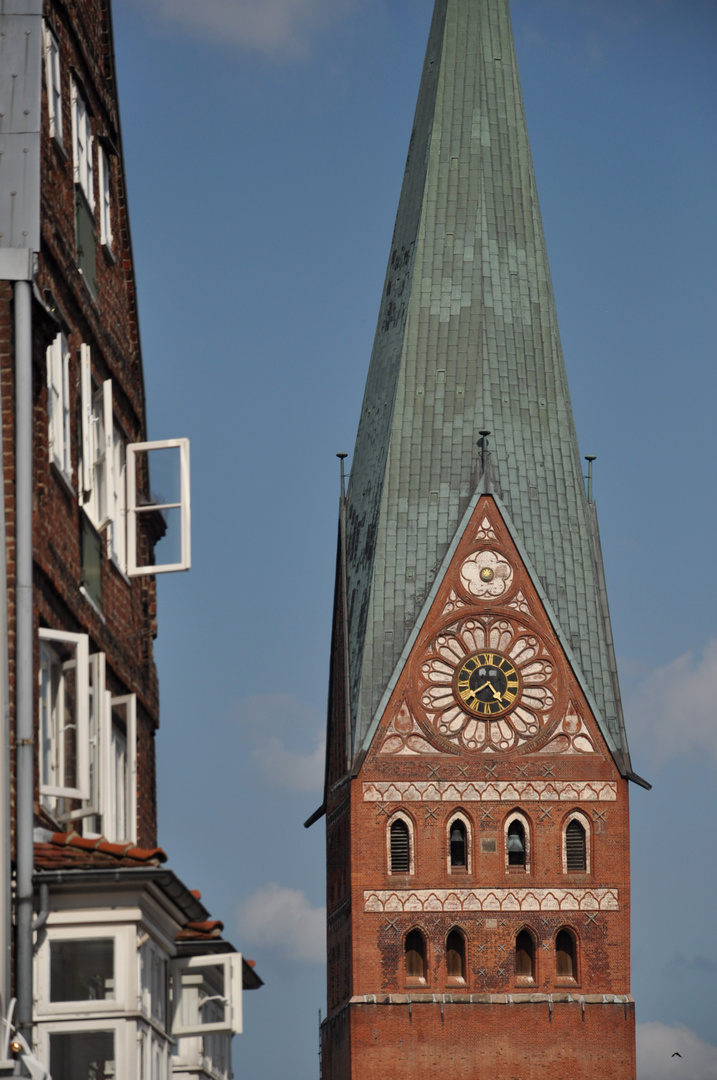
[637,1021,717,1080]
[232,693,325,792]
[236,883,325,963]
[625,639,717,764]
[142,0,357,58]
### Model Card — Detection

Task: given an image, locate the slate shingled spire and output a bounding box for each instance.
[344,0,634,775]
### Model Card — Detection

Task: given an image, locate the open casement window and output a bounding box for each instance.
[47,332,72,482]
[102,694,136,844]
[109,423,126,569]
[71,78,93,208]
[127,439,191,575]
[98,145,113,249]
[38,630,89,805]
[68,652,105,824]
[169,953,242,1037]
[43,23,63,144]
[80,349,113,532]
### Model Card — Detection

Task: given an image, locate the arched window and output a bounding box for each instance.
[504,812,530,872]
[449,819,467,869]
[390,818,411,873]
[405,929,426,981]
[507,819,526,867]
[565,819,587,872]
[446,929,466,981]
[515,929,535,981]
[556,929,577,980]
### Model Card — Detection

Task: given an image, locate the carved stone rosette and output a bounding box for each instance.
[413,615,560,754]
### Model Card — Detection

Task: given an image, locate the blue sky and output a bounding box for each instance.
[112,1,717,1077]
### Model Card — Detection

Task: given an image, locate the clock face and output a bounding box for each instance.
[453,650,520,718]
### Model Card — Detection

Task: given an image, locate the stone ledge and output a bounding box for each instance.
[345,993,634,1007]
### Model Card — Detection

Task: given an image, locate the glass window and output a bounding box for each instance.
[72,80,94,207]
[50,1030,114,1080]
[47,333,72,480]
[50,939,114,1001]
[39,631,89,807]
[44,26,63,143]
[99,147,113,248]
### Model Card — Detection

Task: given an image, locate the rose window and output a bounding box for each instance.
[416,617,557,753]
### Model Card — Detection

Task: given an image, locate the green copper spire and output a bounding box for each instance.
[344,0,635,775]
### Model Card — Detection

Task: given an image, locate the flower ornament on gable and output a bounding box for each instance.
[460,550,513,599]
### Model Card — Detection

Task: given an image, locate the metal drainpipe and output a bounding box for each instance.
[0,283,10,1019]
[14,278,34,1044]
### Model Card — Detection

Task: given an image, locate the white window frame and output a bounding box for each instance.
[80,347,112,531]
[46,332,72,482]
[169,953,242,1037]
[109,422,127,570]
[98,145,113,249]
[127,439,191,575]
[35,924,136,1019]
[71,77,94,209]
[43,23,63,144]
[103,693,137,845]
[36,1018,130,1079]
[38,629,89,802]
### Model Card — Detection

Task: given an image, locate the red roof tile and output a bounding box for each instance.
[176,918,225,942]
[35,831,167,871]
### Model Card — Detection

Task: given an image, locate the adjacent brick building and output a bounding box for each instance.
[312,1,649,1076]
[0,1,260,1076]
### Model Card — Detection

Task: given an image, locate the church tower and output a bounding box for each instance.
[313,1,648,1076]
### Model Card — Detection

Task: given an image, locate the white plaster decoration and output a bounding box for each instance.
[538,702,596,755]
[474,518,497,542]
[418,617,557,753]
[380,703,441,755]
[508,590,531,616]
[363,888,619,914]
[441,589,469,617]
[460,550,514,600]
[363,780,617,803]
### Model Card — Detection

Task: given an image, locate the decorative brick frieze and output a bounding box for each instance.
[363,780,617,803]
[363,887,619,914]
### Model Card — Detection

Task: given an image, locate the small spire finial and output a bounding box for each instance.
[477,431,491,486]
[337,453,348,500]
[584,455,596,503]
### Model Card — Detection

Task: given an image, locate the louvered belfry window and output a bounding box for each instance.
[515,929,535,979]
[446,929,466,980]
[565,819,587,871]
[390,819,410,873]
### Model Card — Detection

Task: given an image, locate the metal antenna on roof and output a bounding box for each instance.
[337,453,348,500]
[584,455,596,503]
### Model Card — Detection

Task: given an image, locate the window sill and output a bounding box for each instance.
[50,460,76,500]
[101,242,116,265]
[51,134,69,161]
[109,556,132,587]
[79,585,106,623]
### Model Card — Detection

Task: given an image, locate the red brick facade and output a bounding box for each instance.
[0,0,160,860]
[323,495,636,1077]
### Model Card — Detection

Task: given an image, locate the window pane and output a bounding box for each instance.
[50,1031,114,1080]
[50,939,115,1001]
[172,962,228,1030]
